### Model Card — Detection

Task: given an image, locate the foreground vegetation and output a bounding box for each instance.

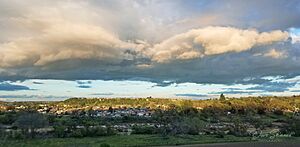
[2,134,300,147]
[1,96,300,146]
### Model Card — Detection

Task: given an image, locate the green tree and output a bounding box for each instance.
[13,112,49,138]
[291,118,300,137]
[220,93,226,101]
[53,125,67,138]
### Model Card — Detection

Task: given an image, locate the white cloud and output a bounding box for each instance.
[289,28,300,44]
[291,35,300,44]
[263,49,287,59]
[0,24,290,67]
[0,1,292,68]
[0,22,137,68]
[147,27,288,62]
[0,2,144,68]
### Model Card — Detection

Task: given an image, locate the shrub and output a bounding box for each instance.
[100,143,110,147]
[70,129,84,138]
[53,125,67,138]
[132,125,156,134]
[94,127,109,136]
[292,119,300,137]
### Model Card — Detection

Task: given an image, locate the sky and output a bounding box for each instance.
[1,0,300,101]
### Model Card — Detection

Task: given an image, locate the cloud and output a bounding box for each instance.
[77,85,92,89]
[0,0,152,69]
[152,81,175,87]
[0,94,68,99]
[247,81,296,92]
[0,0,299,88]
[90,93,114,96]
[76,81,92,85]
[32,81,43,84]
[0,3,290,68]
[209,88,260,95]
[0,82,31,91]
[76,81,92,88]
[289,28,300,44]
[0,22,137,68]
[291,90,300,92]
[263,49,287,59]
[175,93,207,97]
[148,27,288,63]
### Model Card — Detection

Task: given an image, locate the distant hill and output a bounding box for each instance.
[1,96,300,113]
[57,96,300,113]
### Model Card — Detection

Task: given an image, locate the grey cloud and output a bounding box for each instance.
[33,81,43,84]
[247,81,297,92]
[192,0,300,31]
[209,90,260,95]
[152,81,175,87]
[0,0,300,88]
[76,80,92,88]
[0,94,69,100]
[77,85,91,89]
[76,81,92,85]
[90,93,114,96]
[0,82,31,91]
[175,93,207,97]
[1,42,300,86]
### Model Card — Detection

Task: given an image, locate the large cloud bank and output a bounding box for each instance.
[0,25,289,67]
[0,0,300,86]
[149,27,288,62]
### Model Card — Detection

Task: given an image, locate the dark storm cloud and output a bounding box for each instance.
[0,82,31,91]
[1,42,300,86]
[0,0,300,89]
[0,41,299,89]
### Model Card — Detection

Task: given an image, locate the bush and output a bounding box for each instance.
[215,131,225,138]
[132,125,156,134]
[94,127,109,136]
[228,122,248,137]
[70,129,84,138]
[100,143,110,147]
[4,131,25,139]
[292,119,300,137]
[53,125,67,138]
[106,126,117,136]
[273,109,284,115]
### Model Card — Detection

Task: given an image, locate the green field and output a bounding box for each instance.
[2,133,300,147]
[0,135,254,147]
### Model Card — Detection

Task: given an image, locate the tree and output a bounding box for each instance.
[108,106,114,113]
[14,112,49,138]
[291,118,300,137]
[220,93,226,101]
[53,125,67,138]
